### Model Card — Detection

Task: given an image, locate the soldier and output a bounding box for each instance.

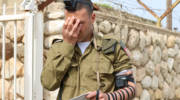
[41,0,136,100]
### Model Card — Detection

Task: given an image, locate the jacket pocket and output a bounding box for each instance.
[93,54,114,74]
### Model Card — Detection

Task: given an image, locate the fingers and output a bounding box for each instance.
[63,17,70,29]
[86,91,97,99]
[62,16,81,45]
[64,16,81,36]
[99,93,105,98]
[127,70,133,75]
[86,91,106,100]
[67,16,76,31]
[128,81,136,88]
[72,19,80,32]
[72,19,81,37]
[121,70,133,76]
[76,24,82,36]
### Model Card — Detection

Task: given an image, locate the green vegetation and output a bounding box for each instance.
[95,3,113,9]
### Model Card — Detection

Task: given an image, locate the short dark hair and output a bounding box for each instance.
[75,0,94,15]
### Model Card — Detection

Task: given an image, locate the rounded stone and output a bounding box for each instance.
[16,77,24,97]
[141,50,149,66]
[175,88,180,99]
[0,79,11,99]
[163,82,175,99]
[145,30,152,46]
[127,29,140,50]
[174,44,179,53]
[131,50,143,66]
[5,57,23,79]
[145,61,155,76]
[136,83,143,97]
[148,89,154,100]
[167,35,176,48]
[168,48,178,57]
[133,97,140,100]
[6,21,24,42]
[17,43,24,62]
[140,89,150,100]
[160,61,168,79]
[47,12,65,19]
[44,35,63,49]
[151,46,161,65]
[114,25,120,34]
[154,64,160,76]
[151,32,161,46]
[158,74,164,89]
[0,41,13,60]
[112,24,116,30]
[166,73,172,84]
[136,68,146,82]
[46,2,65,12]
[0,60,1,72]
[139,31,146,51]
[176,37,180,47]
[160,34,167,49]
[147,46,154,57]
[120,25,128,44]
[176,51,180,62]
[98,20,112,34]
[141,76,152,89]
[169,86,175,99]
[44,20,64,35]
[163,82,170,99]
[151,75,159,90]
[173,75,180,88]
[174,61,180,74]
[167,58,174,72]
[162,47,168,61]
[155,89,163,100]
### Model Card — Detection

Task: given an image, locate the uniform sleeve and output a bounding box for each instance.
[41,41,74,91]
[113,44,132,73]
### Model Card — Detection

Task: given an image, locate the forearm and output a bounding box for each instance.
[106,84,136,100]
[41,41,74,91]
[41,55,72,91]
[108,70,136,100]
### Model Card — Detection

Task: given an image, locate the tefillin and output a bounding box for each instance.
[64,0,93,11]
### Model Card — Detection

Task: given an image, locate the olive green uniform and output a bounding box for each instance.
[41,36,132,100]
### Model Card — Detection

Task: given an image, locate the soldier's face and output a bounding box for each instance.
[65,8,95,42]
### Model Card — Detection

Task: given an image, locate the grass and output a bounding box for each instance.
[95,3,113,9]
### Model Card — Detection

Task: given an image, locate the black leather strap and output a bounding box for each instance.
[59,80,64,100]
[107,93,111,100]
[120,90,125,100]
[96,90,99,100]
[117,91,122,100]
[110,93,115,100]
[129,87,134,97]
[114,92,117,100]
[129,86,135,96]
[124,88,130,100]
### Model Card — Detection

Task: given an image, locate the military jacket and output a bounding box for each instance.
[41,36,132,100]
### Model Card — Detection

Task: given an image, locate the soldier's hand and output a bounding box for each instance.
[86,91,108,100]
[62,16,82,45]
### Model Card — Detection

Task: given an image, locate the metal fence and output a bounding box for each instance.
[0,1,43,100]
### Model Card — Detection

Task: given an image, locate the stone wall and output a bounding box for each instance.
[0,21,25,100]
[43,2,180,100]
[1,1,180,100]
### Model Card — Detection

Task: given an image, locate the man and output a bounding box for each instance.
[41,0,136,100]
